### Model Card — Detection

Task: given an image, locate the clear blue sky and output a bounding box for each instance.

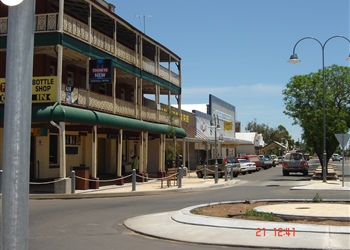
[112,0,350,141]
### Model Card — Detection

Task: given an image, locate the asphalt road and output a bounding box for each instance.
[1,161,349,250]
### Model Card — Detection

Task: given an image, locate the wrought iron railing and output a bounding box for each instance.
[60,84,180,126]
[1,13,179,86]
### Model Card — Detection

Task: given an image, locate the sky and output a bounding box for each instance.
[112,0,350,141]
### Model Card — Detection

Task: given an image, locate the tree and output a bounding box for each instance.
[283,65,350,168]
[245,119,292,146]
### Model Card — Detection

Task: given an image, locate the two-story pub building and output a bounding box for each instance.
[0,0,186,192]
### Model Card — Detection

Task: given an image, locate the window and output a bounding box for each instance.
[49,134,58,165]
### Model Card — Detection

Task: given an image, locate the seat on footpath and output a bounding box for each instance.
[161,168,178,188]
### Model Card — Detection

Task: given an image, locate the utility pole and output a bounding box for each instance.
[1,0,35,249]
[136,14,152,34]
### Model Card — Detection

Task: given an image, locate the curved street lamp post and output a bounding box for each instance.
[210,114,221,184]
[288,35,350,182]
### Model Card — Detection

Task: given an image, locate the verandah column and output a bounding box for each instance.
[91,125,97,178]
[116,129,124,185]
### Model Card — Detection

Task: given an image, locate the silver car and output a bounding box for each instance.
[282,152,309,176]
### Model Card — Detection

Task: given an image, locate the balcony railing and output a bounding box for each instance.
[0,13,180,87]
[60,84,180,127]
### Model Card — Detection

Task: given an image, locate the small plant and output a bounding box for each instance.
[245,209,278,220]
[312,193,323,203]
[191,209,201,215]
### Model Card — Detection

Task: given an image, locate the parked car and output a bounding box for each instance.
[282,152,309,176]
[196,157,240,178]
[237,158,256,174]
[263,155,275,168]
[278,156,284,164]
[238,155,262,171]
[258,155,272,169]
[271,155,279,165]
[332,154,341,161]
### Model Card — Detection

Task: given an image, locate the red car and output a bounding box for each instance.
[237,155,262,171]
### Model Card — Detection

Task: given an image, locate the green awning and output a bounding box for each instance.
[26,104,185,137]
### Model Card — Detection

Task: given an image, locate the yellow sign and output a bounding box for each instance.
[0,76,57,104]
[224,121,233,131]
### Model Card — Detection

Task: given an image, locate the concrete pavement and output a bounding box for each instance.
[26,172,350,249]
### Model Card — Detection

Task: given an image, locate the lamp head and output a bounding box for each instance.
[346,54,350,61]
[1,0,24,6]
[288,54,301,64]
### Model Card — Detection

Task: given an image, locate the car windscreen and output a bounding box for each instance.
[226,158,237,163]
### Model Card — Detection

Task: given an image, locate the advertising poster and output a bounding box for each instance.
[89,59,113,84]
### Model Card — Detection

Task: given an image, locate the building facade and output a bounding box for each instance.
[0,0,186,191]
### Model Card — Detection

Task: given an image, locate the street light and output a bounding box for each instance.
[0,0,23,6]
[288,35,350,183]
[210,114,221,184]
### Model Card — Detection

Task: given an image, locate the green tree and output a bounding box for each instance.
[245,119,292,146]
[282,65,350,167]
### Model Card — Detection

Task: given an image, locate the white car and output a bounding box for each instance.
[238,158,256,174]
[271,155,279,165]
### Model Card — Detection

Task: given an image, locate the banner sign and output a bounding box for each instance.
[0,76,57,104]
[89,59,113,84]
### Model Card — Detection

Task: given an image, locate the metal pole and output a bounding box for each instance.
[71,171,76,194]
[214,116,218,184]
[321,46,327,183]
[341,134,345,187]
[1,1,35,249]
[178,167,182,188]
[132,169,136,191]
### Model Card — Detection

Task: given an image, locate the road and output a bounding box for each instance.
[1,161,349,250]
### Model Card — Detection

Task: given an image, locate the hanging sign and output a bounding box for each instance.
[89,59,112,84]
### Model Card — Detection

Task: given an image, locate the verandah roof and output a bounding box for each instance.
[0,104,186,137]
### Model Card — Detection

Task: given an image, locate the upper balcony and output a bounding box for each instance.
[0,0,181,89]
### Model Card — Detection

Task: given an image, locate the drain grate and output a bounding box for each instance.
[295,207,310,209]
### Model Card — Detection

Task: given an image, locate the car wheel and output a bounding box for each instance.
[233,173,239,178]
[241,172,246,175]
[196,171,204,178]
[283,171,289,176]
[219,173,224,178]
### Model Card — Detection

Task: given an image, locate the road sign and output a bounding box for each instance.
[335,134,350,149]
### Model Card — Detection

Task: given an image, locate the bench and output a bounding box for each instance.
[161,168,178,188]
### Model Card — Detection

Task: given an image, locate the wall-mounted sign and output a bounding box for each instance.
[224,121,233,131]
[89,59,112,84]
[0,76,57,104]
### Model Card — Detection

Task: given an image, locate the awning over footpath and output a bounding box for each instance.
[0,104,186,137]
